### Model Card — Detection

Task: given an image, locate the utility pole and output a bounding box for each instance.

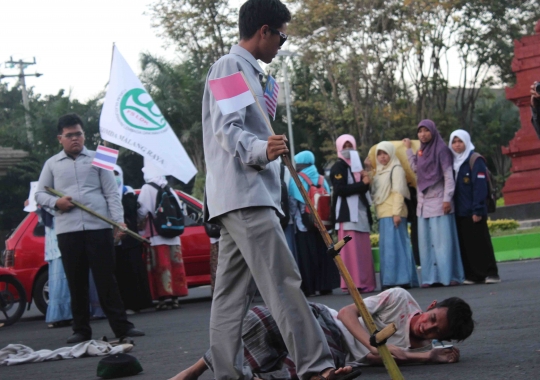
[0,57,42,142]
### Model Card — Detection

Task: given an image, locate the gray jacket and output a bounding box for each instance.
[35,147,123,234]
[202,45,282,221]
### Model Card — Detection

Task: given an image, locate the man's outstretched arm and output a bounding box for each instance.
[365,347,460,365]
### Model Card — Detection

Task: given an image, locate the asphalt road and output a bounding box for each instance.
[1,259,540,380]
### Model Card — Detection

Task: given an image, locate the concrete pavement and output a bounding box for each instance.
[1,259,539,379]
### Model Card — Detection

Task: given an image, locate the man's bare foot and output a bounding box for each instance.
[168,358,207,380]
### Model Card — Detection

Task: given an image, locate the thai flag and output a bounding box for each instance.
[264,75,279,120]
[92,145,119,171]
[209,72,255,115]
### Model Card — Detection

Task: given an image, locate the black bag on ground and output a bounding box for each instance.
[97,353,143,379]
[147,183,184,238]
[277,164,291,230]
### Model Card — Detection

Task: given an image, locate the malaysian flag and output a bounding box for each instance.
[92,145,119,171]
[264,75,279,120]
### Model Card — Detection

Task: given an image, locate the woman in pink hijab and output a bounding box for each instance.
[330,134,376,293]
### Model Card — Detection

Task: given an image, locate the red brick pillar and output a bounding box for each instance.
[502,20,540,205]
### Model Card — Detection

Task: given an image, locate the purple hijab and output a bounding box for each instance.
[416,119,453,192]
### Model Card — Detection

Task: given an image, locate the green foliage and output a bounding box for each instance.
[0,155,43,230]
[191,172,206,202]
[488,218,520,234]
[0,84,103,230]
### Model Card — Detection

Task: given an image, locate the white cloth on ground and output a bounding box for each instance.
[0,340,131,366]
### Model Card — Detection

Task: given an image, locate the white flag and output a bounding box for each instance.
[100,46,197,184]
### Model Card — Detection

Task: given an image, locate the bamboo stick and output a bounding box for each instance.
[45,186,151,244]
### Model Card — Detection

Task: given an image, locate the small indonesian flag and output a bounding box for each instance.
[264,75,279,120]
[477,172,486,179]
[92,145,119,171]
[209,72,255,115]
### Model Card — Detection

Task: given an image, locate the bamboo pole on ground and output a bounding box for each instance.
[240,72,405,380]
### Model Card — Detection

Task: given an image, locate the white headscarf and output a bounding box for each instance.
[113,164,124,199]
[372,141,410,205]
[142,158,168,187]
[448,129,475,179]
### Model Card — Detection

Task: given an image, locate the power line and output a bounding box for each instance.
[0,57,43,142]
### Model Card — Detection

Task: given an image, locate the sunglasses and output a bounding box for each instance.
[58,131,84,139]
[268,27,288,46]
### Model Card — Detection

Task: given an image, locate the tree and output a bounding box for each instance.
[0,84,103,230]
[149,0,237,75]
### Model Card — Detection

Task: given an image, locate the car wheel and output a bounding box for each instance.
[0,274,27,326]
[34,270,49,316]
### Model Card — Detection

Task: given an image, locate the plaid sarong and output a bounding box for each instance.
[203,303,347,379]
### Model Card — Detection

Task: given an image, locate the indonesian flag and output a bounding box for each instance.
[92,145,119,171]
[209,72,255,115]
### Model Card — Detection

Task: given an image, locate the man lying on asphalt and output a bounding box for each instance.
[170,288,474,380]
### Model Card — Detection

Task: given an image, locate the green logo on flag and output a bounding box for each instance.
[119,88,167,131]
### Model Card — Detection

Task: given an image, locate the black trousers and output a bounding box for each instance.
[57,229,134,337]
[455,216,499,281]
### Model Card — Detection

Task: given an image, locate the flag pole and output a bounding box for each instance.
[45,186,150,244]
[239,71,405,380]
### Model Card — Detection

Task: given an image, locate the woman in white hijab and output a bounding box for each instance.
[137,159,188,310]
[449,130,500,285]
[371,142,419,289]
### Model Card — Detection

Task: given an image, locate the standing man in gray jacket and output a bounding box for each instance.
[36,113,144,344]
[201,1,356,379]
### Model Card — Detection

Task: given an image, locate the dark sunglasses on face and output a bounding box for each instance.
[268,27,288,46]
[58,131,84,139]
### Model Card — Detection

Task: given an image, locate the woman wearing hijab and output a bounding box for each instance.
[371,142,419,289]
[404,120,464,287]
[138,159,188,310]
[449,130,500,285]
[330,135,376,293]
[113,165,153,312]
[289,151,339,296]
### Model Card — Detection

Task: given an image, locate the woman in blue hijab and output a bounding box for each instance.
[289,151,339,296]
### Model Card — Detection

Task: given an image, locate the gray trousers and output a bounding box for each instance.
[209,207,335,380]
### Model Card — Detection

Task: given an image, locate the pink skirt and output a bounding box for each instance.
[338,228,376,293]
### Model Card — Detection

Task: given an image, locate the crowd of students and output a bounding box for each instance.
[285,119,500,295]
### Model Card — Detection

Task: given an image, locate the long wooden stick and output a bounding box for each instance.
[45,186,151,244]
[240,71,404,380]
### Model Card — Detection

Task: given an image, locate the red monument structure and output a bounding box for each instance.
[503,21,540,205]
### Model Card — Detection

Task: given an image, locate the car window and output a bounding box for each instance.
[33,223,45,237]
[177,199,203,226]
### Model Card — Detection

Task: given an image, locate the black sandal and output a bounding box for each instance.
[47,320,72,329]
[312,368,362,380]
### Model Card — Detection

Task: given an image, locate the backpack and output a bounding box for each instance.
[298,172,332,231]
[147,183,185,238]
[469,153,497,213]
[277,164,291,230]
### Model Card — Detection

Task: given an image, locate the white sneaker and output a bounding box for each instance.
[485,276,501,284]
[463,279,476,285]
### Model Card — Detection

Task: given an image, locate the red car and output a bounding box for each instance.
[1,190,211,315]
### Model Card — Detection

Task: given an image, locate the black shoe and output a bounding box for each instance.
[66,332,91,344]
[123,328,145,337]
